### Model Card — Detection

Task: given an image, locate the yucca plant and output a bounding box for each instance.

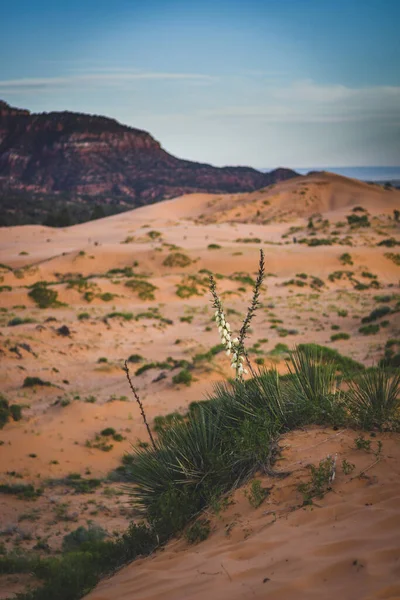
[346,367,400,430]
[287,346,345,426]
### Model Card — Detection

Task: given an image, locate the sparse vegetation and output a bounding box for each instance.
[28,283,59,308]
[0,395,24,429]
[163,252,192,268]
[125,279,157,300]
[3,249,400,600]
[330,332,350,341]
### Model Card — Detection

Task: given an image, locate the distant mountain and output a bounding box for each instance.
[0,101,298,226]
[262,166,400,183]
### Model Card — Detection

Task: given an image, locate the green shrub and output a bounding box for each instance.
[347,214,370,227]
[62,524,108,552]
[384,253,400,266]
[0,483,42,500]
[162,253,192,268]
[99,292,116,302]
[361,306,391,323]
[340,253,353,265]
[359,324,380,335]
[185,519,211,544]
[106,312,134,321]
[127,354,143,363]
[172,369,193,386]
[346,369,400,429]
[331,333,350,341]
[296,344,364,373]
[377,238,400,247]
[245,479,269,508]
[298,457,335,505]
[207,244,221,250]
[0,395,24,429]
[235,238,261,244]
[8,317,35,326]
[125,279,157,300]
[23,377,52,388]
[77,312,90,320]
[28,284,59,308]
[176,284,201,298]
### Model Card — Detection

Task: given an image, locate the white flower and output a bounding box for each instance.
[244,368,248,375]
[226,349,231,356]
[225,322,231,331]
[232,337,239,345]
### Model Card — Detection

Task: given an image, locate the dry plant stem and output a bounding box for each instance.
[124,360,157,450]
[238,249,265,348]
[244,349,257,379]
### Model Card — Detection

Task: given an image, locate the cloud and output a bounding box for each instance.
[195,80,400,124]
[0,71,216,91]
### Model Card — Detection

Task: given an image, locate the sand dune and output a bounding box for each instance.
[0,172,399,599]
[86,429,400,600]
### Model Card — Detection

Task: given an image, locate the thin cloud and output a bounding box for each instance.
[194,81,400,124]
[0,71,216,90]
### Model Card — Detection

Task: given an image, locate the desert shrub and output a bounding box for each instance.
[296,344,364,374]
[0,483,42,500]
[340,253,353,265]
[172,369,192,386]
[359,324,380,335]
[379,339,400,369]
[377,238,400,247]
[147,230,162,239]
[193,343,225,363]
[8,317,35,326]
[384,253,400,266]
[28,284,58,308]
[346,369,400,430]
[297,456,335,505]
[337,309,348,317]
[77,312,90,320]
[0,395,23,429]
[207,244,221,250]
[245,479,269,508]
[99,292,116,302]
[62,524,108,552]
[347,214,370,227]
[162,252,192,268]
[106,311,134,321]
[361,306,391,323]
[287,347,346,427]
[23,377,52,388]
[235,238,261,243]
[328,270,353,282]
[331,333,350,341]
[302,238,334,246]
[125,279,157,300]
[185,519,211,544]
[127,354,143,363]
[283,279,307,287]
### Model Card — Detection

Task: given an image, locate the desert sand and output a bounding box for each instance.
[0,172,399,599]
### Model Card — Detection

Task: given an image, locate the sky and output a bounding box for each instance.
[1,0,399,169]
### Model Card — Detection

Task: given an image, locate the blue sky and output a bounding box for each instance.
[1,0,399,168]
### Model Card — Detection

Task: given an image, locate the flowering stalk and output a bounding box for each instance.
[209,249,265,381]
[209,275,248,381]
